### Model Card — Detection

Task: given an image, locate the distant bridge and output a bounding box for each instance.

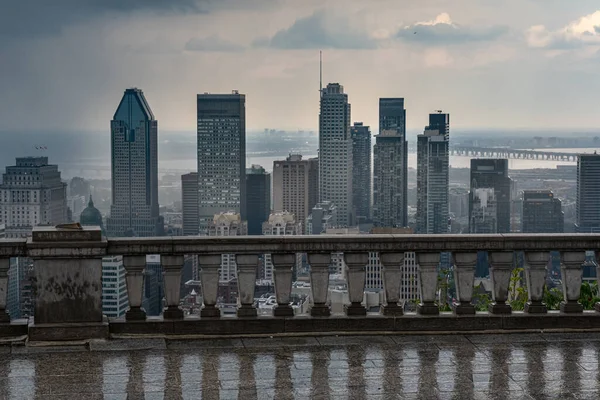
[449,146,578,162]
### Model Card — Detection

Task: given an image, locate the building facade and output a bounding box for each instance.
[261,212,303,282]
[143,255,163,316]
[470,188,498,233]
[101,256,129,318]
[246,165,271,235]
[319,83,353,226]
[576,154,600,233]
[416,112,450,234]
[373,129,406,228]
[181,172,199,236]
[197,92,246,234]
[0,157,68,238]
[306,201,337,235]
[469,159,512,233]
[107,88,162,237]
[522,190,564,233]
[351,123,371,223]
[273,155,318,227]
[378,98,408,227]
[208,212,248,282]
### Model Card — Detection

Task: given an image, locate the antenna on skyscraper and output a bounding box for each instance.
[319,50,323,98]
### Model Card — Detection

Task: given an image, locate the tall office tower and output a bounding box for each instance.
[107,88,162,237]
[208,212,248,282]
[197,91,246,234]
[378,98,408,225]
[246,165,271,235]
[181,173,199,236]
[373,128,406,228]
[306,201,337,234]
[576,154,600,232]
[319,83,353,226]
[522,190,564,233]
[101,256,129,318]
[416,112,450,234]
[273,155,318,227]
[261,212,303,282]
[469,159,512,233]
[351,123,371,223]
[0,157,68,238]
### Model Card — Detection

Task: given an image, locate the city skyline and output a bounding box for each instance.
[3,2,600,133]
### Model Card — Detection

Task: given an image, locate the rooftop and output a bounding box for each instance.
[1,333,598,398]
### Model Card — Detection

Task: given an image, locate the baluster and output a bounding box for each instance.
[236,254,259,317]
[560,251,585,313]
[271,253,295,317]
[379,253,404,316]
[416,253,440,315]
[343,253,368,316]
[488,252,514,314]
[123,255,147,321]
[453,252,477,315]
[524,251,549,313]
[308,253,331,317]
[161,255,184,319]
[0,258,10,322]
[199,254,221,318]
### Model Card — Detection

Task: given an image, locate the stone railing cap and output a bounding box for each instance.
[31,226,102,242]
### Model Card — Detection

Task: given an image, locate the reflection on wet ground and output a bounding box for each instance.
[0,333,599,399]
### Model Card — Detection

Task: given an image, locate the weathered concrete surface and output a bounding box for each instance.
[31,226,102,242]
[1,333,600,399]
[32,258,103,324]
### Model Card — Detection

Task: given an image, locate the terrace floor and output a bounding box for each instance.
[1,333,600,399]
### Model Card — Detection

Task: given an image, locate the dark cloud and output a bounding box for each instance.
[396,14,508,45]
[254,10,376,50]
[0,0,277,37]
[185,35,245,52]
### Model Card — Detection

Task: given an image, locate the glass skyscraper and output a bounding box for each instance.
[107,88,163,237]
[197,92,246,234]
[416,112,450,234]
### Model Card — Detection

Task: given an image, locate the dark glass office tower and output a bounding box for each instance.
[469,159,512,233]
[246,165,271,235]
[107,88,163,237]
[522,190,563,233]
[351,122,371,223]
[375,98,407,227]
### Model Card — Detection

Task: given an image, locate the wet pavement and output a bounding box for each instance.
[0,333,599,399]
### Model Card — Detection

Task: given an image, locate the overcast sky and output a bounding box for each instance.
[2,0,600,133]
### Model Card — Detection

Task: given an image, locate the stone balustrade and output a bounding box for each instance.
[2,227,600,341]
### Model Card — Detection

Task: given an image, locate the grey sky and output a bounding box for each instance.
[2,0,600,133]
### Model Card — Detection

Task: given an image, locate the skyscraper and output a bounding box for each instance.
[378,98,408,226]
[416,112,450,234]
[273,155,318,227]
[522,190,564,233]
[351,122,371,223]
[576,153,600,232]
[246,165,271,235]
[469,159,512,233]
[197,92,246,234]
[261,211,303,283]
[319,83,353,226]
[181,172,199,236]
[107,88,162,237]
[373,129,406,228]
